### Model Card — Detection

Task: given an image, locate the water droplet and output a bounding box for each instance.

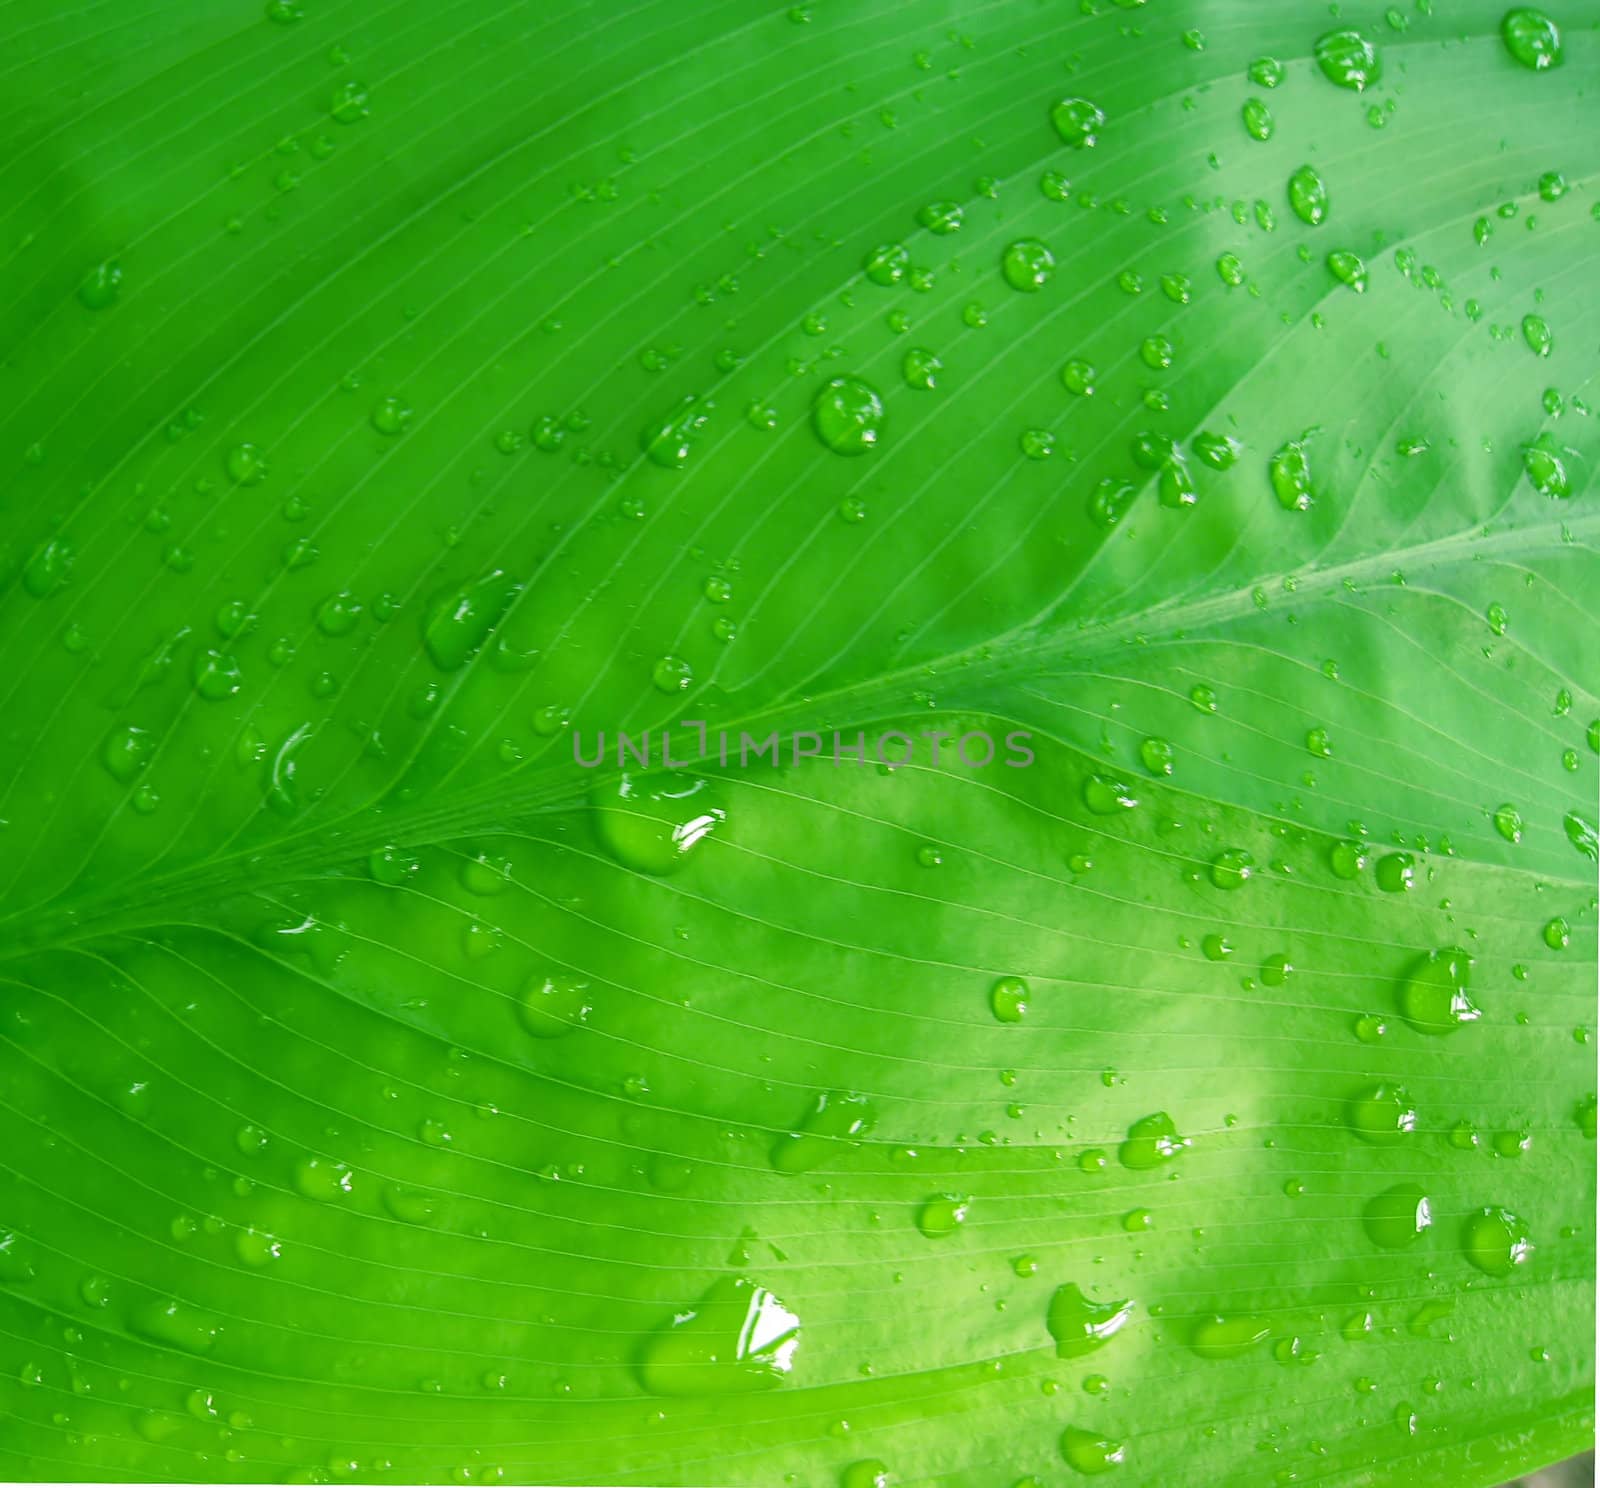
[1522,314,1553,358]
[644,395,713,468]
[1270,439,1314,510]
[1189,1314,1270,1359]
[841,1461,891,1488]
[102,725,154,783]
[1047,1284,1133,1358]
[1502,8,1562,70]
[193,650,243,701]
[902,347,942,390]
[1288,166,1330,227]
[1189,684,1217,713]
[813,376,885,455]
[1543,917,1571,951]
[1315,30,1381,90]
[1522,436,1569,498]
[772,1091,877,1174]
[518,972,591,1038]
[1209,849,1253,890]
[1563,809,1597,861]
[1059,1428,1124,1475]
[863,242,909,286]
[225,443,268,486]
[1061,359,1097,396]
[917,200,964,234]
[1139,737,1173,776]
[371,396,413,435]
[1241,98,1274,141]
[1363,1184,1432,1249]
[78,260,124,309]
[234,1228,283,1267]
[422,570,520,670]
[1249,56,1285,88]
[293,1155,354,1201]
[1119,1111,1186,1169]
[1002,238,1055,293]
[1493,804,1523,843]
[329,80,369,124]
[1347,1084,1417,1144]
[591,772,724,875]
[1050,97,1105,148]
[638,1277,801,1395]
[1375,852,1415,893]
[991,975,1030,1024]
[130,1300,218,1354]
[1327,250,1368,293]
[1462,1206,1532,1275]
[652,655,693,693]
[917,1194,970,1238]
[1397,947,1479,1035]
[1083,775,1138,815]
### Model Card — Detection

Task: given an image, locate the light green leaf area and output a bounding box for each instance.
[0,1,1595,1483]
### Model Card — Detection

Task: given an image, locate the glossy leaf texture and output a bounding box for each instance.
[0,1,1595,1484]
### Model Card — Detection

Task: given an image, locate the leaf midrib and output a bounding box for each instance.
[4,502,1592,959]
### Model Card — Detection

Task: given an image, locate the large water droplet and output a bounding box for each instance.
[813,376,885,455]
[1397,947,1479,1035]
[1119,1111,1186,1169]
[421,570,520,671]
[1315,30,1381,90]
[1059,1428,1124,1474]
[1363,1184,1432,1248]
[637,1277,801,1396]
[1189,1314,1270,1359]
[1461,1206,1533,1275]
[1502,8,1562,70]
[1346,1083,1416,1144]
[1287,166,1329,227]
[771,1092,877,1174]
[1050,97,1105,148]
[1047,1284,1133,1358]
[591,773,724,875]
[1002,238,1055,292]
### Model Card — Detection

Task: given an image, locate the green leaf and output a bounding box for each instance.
[0,1,1594,1484]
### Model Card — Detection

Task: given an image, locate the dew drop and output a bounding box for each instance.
[638,1277,801,1396]
[1502,8,1562,70]
[1002,238,1055,292]
[1362,1184,1432,1249]
[1347,1083,1416,1144]
[518,973,591,1039]
[916,1194,970,1238]
[1059,1428,1124,1475]
[1315,30,1381,90]
[591,772,724,875]
[1397,947,1479,1035]
[1046,1284,1133,1358]
[1461,1206,1533,1276]
[1288,166,1329,227]
[1050,98,1105,148]
[813,376,885,455]
[990,975,1030,1024]
[1118,1111,1186,1169]
[771,1091,877,1174]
